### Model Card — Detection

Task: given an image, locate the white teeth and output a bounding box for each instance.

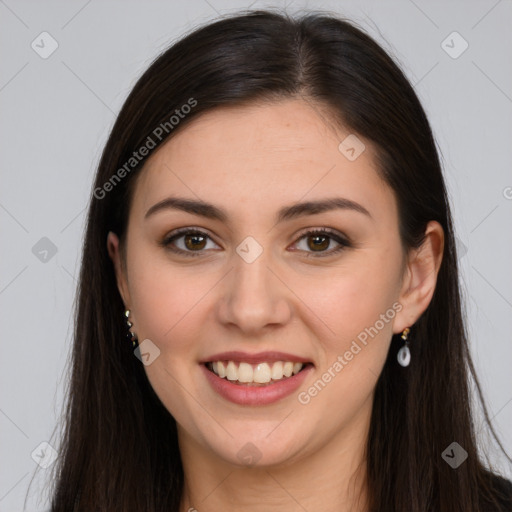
[271,361,283,380]
[238,362,253,383]
[217,361,226,378]
[253,363,271,383]
[209,360,304,384]
[226,361,238,381]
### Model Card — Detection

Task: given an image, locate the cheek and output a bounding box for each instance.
[302,256,402,346]
[129,261,210,350]
[126,253,215,424]
[295,254,403,411]
[127,239,402,356]
[294,266,400,429]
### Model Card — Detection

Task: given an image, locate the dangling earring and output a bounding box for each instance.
[125,309,138,347]
[397,327,411,367]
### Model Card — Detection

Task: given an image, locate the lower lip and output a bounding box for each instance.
[201,364,313,406]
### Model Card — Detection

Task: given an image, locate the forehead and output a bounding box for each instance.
[131,98,397,225]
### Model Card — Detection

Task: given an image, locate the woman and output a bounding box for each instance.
[49,9,512,512]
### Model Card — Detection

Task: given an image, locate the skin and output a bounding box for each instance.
[107,97,444,512]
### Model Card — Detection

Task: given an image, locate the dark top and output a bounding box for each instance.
[483,474,512,511]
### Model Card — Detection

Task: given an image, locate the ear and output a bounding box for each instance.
[393,221,444,333]
[107,231,131,308]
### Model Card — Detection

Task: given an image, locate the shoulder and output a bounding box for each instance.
[480,472,512,512]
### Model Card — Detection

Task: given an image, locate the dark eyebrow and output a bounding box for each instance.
[145,197,229,222]
[144,196,372,222]
[276,197,371,222]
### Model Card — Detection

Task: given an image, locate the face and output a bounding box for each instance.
[108,98,417,468]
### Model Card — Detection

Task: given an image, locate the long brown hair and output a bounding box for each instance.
[47,9,511,511]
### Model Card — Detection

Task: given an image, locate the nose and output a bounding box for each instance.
[216,247,292,336]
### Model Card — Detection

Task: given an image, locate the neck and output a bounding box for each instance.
[178,404,371,512]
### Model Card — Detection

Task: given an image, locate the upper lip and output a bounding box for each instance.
[200,351,312,365]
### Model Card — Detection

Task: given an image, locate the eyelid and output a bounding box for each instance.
[290,227,351,257]
[293,226,350,244]
[161,226,221,252]
[160,226,351,258]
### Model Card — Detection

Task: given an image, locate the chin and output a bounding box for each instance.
[197,420,314,469]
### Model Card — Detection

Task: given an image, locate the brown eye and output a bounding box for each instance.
[307,233,330,251]
[292,229,351,257]
[161,227,350,258]
[183,233,207,251]
[161,229,219,257]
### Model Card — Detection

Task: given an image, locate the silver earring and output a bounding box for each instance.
[125,309,138,347]
[397,327,411,367]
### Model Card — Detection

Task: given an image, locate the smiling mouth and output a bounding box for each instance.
[205,360,312,386]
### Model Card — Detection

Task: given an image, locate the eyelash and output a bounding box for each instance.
[160,227,351,258]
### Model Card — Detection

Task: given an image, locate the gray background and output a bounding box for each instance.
[1,0,511,510]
